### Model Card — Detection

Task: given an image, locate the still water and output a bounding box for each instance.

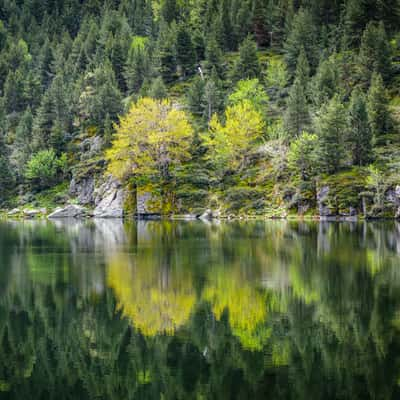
[0,219,400,399]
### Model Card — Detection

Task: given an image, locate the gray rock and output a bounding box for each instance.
[8,208,21,216]
[23,209,41,218]
[69,176,95,205]
[199,209,220,220]
[79,136,103,160]
[48,205,88,219]
[317,186,335,217]
[93,176,125,218]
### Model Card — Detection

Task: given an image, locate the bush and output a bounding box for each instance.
[25,149,67,190]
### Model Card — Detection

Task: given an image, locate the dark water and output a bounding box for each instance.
[1,220,400,399]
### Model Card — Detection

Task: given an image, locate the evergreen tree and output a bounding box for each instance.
[283,50,311,138]
[158,23,177,83]
[202,70,224,123]
[231,36,260,81]
[295,47,310,91]
[187,76,206,117]
[204,36,223,76]
[124,36,151,94]
[284,8,318,76]
[12,107,33,175]
[367,73,392,145]
[311,55,341,107]
[161,0,178,24]
[358,22,392,85]
[315,95,347,174]
[348,87,372,166]
[148,77,167,99]
[283,78,310,139]
[176,24,196,77]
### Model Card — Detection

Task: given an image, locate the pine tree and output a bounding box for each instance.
[358,21,392,85]
[311,55,340,107]
[315,95,347,174]
[283,78,310,139]
[283,50,310,138]
[158,23,177,83]
[124,36,151,94]
[187,76,206,117]
[284,8,318,76]
[204,36,223,76]
[348,87,372,166]
[148,77,167,99]
[218,0,234,51]
[161,0,178,24]
[295,47,310,91]
[11,107,33,176]
[367,72,392,145]
[176,24,196,77]
[202,69,224,123]
[231,36,260,81]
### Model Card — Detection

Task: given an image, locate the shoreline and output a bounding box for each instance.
[0,207,398,222]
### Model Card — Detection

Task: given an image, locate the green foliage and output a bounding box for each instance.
[358,22,392,85]
[24,149,67,190]
[315,95,347,174]
[367,73,392,145]
[283,78,310,139]
[0,0,399,214]
[287,132,319,181]
[107,97,194,185]
[265,57,288,91]
[228,79,269,116]
[231,36,260,82]
[348,87,373,166]
[284,9,318,75]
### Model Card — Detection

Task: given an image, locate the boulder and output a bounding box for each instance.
[199,209,220,220]
[48,205,88,219]
[8,208,21,216]
[93,176,125,218]
[23,209,41,218]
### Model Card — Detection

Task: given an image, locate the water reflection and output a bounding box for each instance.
[0,220,400,399]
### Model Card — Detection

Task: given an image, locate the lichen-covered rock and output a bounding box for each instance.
[93,176,125,218]
[48,205,88,219]
[79,136,103,160]
[137,189,163,216]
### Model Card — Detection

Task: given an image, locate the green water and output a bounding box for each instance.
[0,220,400,399]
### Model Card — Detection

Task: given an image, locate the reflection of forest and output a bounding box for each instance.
[1,220,400,399]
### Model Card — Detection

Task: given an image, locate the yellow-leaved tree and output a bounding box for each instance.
[204,100,265,172]
[106,97,194,184]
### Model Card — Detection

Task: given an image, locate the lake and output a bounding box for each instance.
[0,219,400,399]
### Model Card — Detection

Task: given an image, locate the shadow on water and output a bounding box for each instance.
[0,219,400,399]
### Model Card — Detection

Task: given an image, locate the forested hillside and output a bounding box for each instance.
[1,0,400,218]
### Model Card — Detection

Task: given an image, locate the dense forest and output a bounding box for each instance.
[0,0,400,217]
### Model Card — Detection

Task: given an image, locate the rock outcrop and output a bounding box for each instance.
[48,205,89,219]
[317,186,335,218]
[93,176,125,218]
[69,176,95,205]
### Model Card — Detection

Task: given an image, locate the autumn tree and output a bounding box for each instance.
[106,98,194,186]
[204,100,265,173]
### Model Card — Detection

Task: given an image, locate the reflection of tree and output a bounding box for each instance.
[107,254,196,336]
[1,220,400,398]
[203,267,270,351]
